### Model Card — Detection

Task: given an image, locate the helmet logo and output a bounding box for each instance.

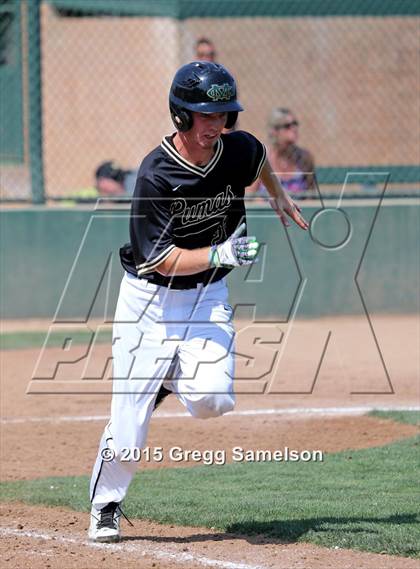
[206,83,234,101]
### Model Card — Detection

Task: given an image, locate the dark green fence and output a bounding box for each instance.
[1,200,418,319]
[0,0,24,163]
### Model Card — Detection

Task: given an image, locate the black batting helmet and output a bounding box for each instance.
[169,61,243,132]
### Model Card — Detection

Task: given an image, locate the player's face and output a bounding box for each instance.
[190,112,228,148]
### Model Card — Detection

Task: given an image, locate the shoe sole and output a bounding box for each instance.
[89,534,121,543]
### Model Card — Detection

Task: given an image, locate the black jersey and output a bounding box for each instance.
[120,130,266,289]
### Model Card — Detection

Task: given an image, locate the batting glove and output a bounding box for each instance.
[209,223,260,268]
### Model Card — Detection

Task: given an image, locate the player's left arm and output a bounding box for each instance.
[259,158,309,230]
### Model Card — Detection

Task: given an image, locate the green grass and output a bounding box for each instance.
[0,329,111,350]
[369,410,420,426]
[1,431,419,558]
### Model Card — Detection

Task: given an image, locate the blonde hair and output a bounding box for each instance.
[267,107,295,145]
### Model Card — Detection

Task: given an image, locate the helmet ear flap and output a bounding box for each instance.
[170,103,193,132]
[225,111,238,129]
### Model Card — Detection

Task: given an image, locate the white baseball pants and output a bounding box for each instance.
[90,272,235,508]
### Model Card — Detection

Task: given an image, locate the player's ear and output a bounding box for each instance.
[170,103,193,132]
[225,111,238,129]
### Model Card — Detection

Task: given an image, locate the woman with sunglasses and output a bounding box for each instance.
[252,107,315,198]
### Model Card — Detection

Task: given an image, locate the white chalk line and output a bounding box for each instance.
[0,527,266,569]
[1,405,419,425]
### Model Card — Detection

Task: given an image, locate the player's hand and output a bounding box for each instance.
[209,223,259,268]
[270,194,309,230]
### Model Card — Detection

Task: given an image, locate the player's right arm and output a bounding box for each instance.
[155,223,258,276]
[154,246,212,276]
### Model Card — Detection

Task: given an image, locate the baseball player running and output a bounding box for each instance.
[89,61,308,542]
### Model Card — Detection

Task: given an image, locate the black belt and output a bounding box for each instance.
[141,272,224,290]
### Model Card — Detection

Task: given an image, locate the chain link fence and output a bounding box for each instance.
[1,0,419,201]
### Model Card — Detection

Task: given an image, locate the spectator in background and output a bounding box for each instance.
[95,161,136,197]
[62,161,135,206]
[195,37,217,62]
[250,108,315,198]
[194,37,236,133]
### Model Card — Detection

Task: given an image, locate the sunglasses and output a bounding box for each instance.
[274,120,299,130]
[197,51,216,58]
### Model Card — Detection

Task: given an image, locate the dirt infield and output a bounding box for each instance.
[2,503,419,569]
[1,413,418,482]
[1,315,419,568]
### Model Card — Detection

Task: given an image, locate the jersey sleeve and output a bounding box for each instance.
[241,131,267,186]
[130,176,176,276]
